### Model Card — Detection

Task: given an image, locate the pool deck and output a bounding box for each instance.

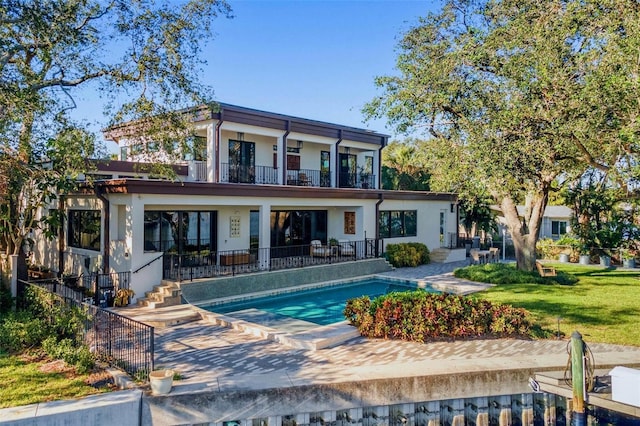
[124,261,640,423]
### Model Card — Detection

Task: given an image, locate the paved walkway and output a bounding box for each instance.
[147,261,640,395]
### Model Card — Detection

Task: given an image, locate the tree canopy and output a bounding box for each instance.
[365,0,640,270]
[0,0,231,258]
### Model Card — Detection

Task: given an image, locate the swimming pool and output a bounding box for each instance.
[202,276,439,327]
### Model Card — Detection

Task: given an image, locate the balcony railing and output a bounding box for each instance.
[220,163,279,185]
[286,169,331,187]
[162,239,384,281]
[339,172,376,189]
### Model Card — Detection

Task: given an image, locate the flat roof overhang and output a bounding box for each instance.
[95,179,458,202]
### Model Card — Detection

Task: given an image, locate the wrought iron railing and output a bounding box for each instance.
[338,172,376,189]
[286,169,331,187]
[220,163,279,185]
[81,272,132,307]
[163,239,383,281]
[23,281,154,380]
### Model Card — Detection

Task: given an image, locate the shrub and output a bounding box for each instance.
[42,336,95,374]
[454,263,577,286]
[0,285,13,314]
[0,311,48,352]
[344,290,532,342]
[385,243,430,267]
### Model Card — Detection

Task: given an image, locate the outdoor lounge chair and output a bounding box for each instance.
[310,240,332,258]
[338,239,355,256]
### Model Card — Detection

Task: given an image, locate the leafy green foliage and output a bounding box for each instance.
[42,337,94,374]
[454,263,578,286]
[364,0,640,271]
[344,291,533,342]
[385,242,430,267]
[0,311,48,352]
[0,0,232,258]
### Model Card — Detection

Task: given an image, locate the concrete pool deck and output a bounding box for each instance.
[123,261,640,424]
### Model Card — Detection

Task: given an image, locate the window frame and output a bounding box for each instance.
[67,210,101,251]
[378,210,418,238]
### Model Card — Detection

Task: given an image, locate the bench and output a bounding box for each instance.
[536,261,557,277]
[220,252,250,266]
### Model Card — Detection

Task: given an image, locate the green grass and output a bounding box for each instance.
[0,350,109,409]
[469,263,640,346]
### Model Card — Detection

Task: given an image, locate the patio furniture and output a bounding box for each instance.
[338,239,355,256]
[489,247,500,263]
[536,261,557,277]
[310,240,332,258]
[469,249,482,265]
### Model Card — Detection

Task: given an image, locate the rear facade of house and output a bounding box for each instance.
[32,103,462,304]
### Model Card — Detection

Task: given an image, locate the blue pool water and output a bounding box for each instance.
[204,277,439,326]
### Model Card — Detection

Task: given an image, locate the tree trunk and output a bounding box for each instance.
[498,192,548,272]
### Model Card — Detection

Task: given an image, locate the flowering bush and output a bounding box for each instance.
[344,290,532,342]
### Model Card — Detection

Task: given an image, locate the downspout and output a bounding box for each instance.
[375,192,384,256]
[214,113,224,183]
[377,136,388,189]
[95,184,110,272]
[281,121,290,185]
[334,129,343,188]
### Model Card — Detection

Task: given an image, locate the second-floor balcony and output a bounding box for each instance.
[219,164,337,187]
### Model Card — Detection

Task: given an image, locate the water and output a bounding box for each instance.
[203,277,438,326]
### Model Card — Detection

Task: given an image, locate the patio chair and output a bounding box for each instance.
[338,239,355,256]
[469,249,482,265]
[298,172,310,186]
[489,247,500,263]
[310,240,331,258]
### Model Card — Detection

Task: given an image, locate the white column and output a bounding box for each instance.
[9,254,18,299]
[277,132,287,185]
[259,203,271,269]
[331,142,338,188]
[206,123,214,183]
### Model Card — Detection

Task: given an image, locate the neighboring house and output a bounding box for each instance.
[494,205,573,240]
[32,103,462,303]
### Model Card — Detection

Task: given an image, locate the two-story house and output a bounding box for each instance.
[32,103,462,303]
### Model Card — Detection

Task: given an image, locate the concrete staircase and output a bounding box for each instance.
[137,281,182,308]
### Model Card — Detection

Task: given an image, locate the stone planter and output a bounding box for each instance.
[559,253,569,263]
[149,369,174,395]
[579,255,590,265]
[600,255,611,267]
[623,258,636,269]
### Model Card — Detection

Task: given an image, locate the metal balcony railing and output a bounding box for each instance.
[220,163,279,185]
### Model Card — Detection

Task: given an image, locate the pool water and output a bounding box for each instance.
[204,277,438,326]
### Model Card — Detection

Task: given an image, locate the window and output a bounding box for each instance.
[68,210,101,251]
[378,210,417,238]
[551,220,567,237]
[143,210,217,253]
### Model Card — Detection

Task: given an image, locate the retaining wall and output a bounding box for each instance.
[180,258,393,303]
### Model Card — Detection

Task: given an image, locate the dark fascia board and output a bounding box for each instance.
[104,102,389,147]
[90,159,188,176]
[96,179,457,202]
[206,103,389,146]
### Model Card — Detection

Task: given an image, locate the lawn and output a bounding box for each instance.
[474,264,640,346]
[0,351,112,409]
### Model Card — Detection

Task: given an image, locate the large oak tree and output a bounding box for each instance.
[0,0,231,268]
[365,0,640,270]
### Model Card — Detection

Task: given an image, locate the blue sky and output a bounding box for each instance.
[74,0,441,152]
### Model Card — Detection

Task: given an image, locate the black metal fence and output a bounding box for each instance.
[163,238,384,281]
[22,280,154,380]
[81,272,132,307]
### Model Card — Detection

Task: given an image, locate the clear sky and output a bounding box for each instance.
[73,0,442,152]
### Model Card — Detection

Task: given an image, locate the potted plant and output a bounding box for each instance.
[578,245,591,265]
[113,288,135,307]
[622,249,636,268]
